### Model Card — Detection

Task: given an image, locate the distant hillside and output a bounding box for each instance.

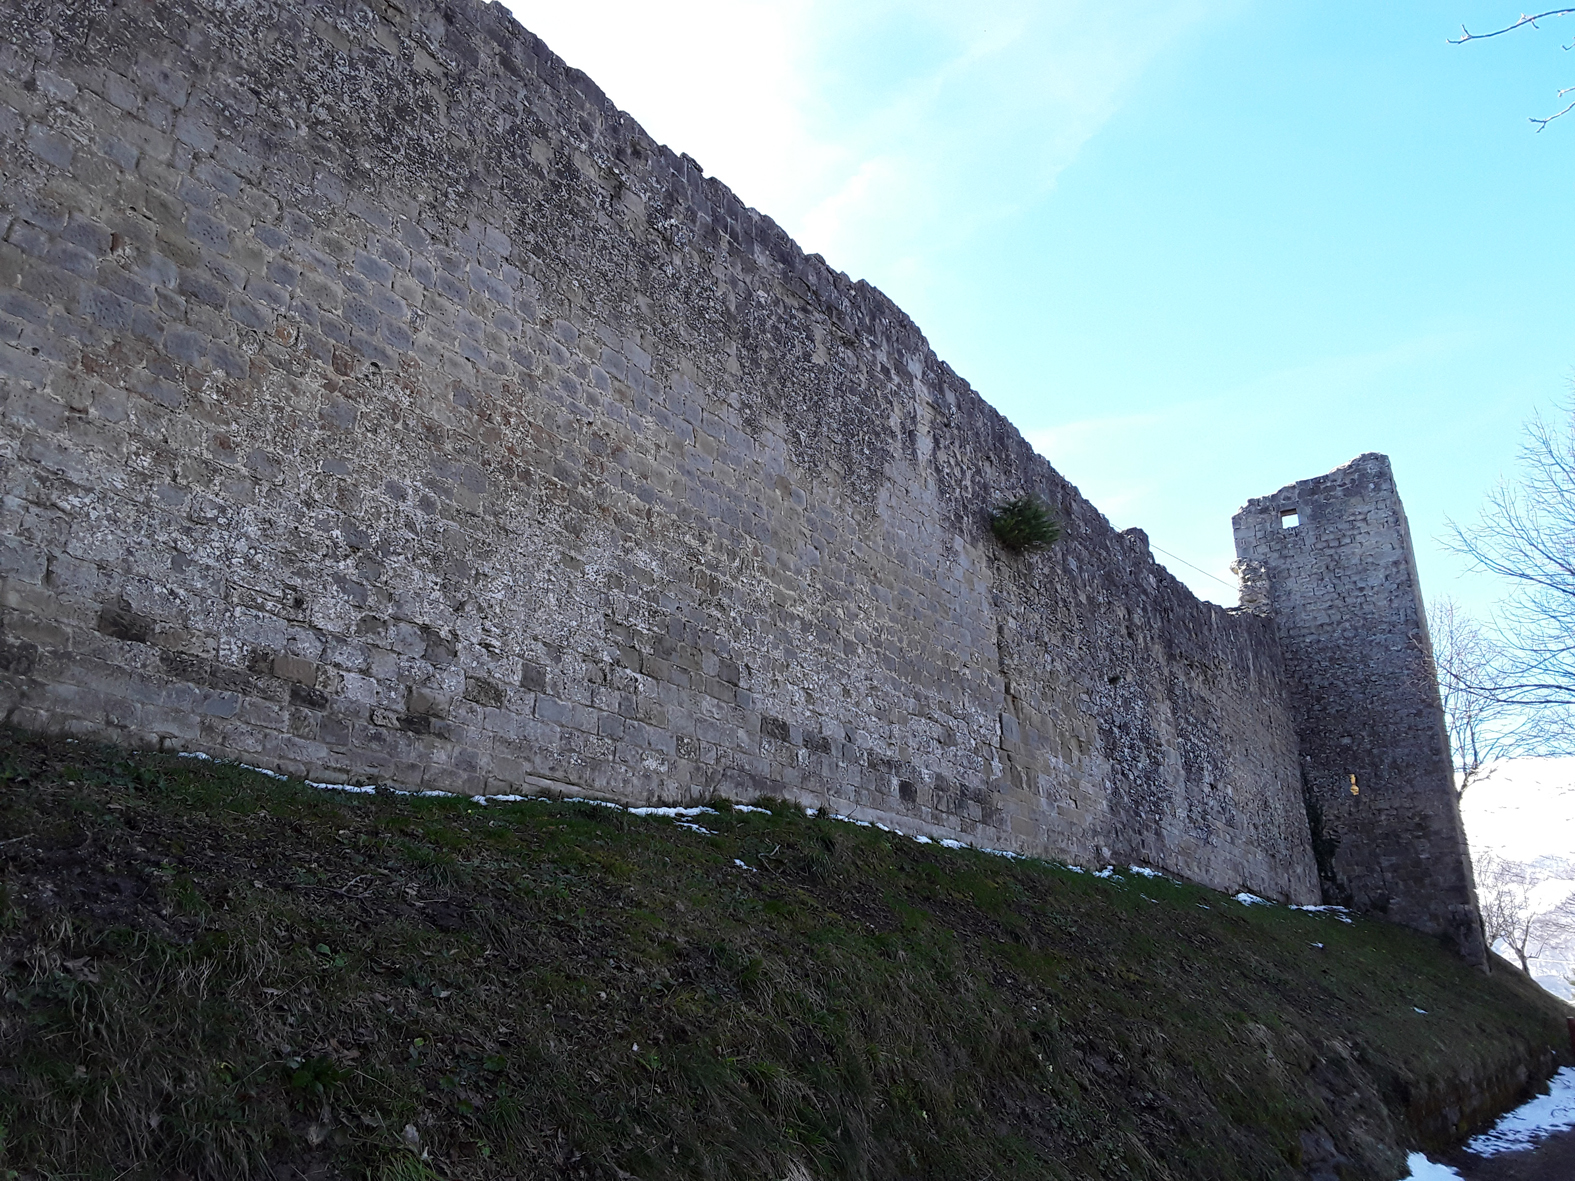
[0,728,1567,1181]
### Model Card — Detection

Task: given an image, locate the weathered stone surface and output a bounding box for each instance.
[2,0,1481,914]
[1234,454,1486,961]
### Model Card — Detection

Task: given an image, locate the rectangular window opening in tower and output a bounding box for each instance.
[1280,509,1300,529]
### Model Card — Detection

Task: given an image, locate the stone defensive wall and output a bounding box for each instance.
[0,0,1324,900]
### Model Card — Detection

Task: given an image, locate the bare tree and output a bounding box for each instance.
[1425,596,1524,798]
[1474,849,1575,974]
[1451,9,1575,129]
[1448,400,1575,748]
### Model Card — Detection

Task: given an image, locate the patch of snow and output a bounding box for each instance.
[1403,1067,1575,1176]
[1292,904,1355,924]
[1467,1066,1575,1155]
[177,751,287,782]
[733,859,757,872]
[912,834,932,844]
[939,839,965,849]
[307,780,379,795]
[1310,942,1323,949]
[1094,866,1121,880]
[628,806,718,818]
[1129,865,1166,879]
[1402,1152,1461,1179]
[1232,892,1271,906]
[1534,973,1574,1001]
[732,805,771,814]
[1413,1007,1428,1015]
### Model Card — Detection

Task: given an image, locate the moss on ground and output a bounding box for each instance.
[0,727,1567,1181]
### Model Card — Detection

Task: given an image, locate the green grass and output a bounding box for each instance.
[0,727,1567,1181]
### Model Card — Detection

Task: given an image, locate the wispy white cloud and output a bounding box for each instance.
[1020,330,1483,605]
[787,0,1236,299]
[504,0,1232,300]
[1219,330,1475,409]
[503,0,1244,603]
[1026,410,1177,523]
[1027,408,1174,460]
[1024,330,1475,489]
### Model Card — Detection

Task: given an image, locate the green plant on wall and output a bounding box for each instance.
[990,495,1061,553]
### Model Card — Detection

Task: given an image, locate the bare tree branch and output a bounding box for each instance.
[1532,97,1575,129]
[1447,397,1575,743]
[1450,10,1575,44]
[1475,849,1575,974]
[1452,10,1575,127]
[1422,597,1527,797]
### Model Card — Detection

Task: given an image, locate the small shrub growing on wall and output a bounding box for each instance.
[990,495,1061,553]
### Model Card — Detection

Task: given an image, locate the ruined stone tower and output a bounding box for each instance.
[1233,454,1486,964]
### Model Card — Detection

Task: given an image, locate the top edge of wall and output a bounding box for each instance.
[458,1,1245,613]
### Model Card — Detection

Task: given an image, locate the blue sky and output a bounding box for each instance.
[505,0,1575,615]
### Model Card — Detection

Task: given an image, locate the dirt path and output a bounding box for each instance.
[1445,1127,1575,1180]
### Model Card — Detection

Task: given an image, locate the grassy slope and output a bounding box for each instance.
[0,728,1568,1181]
